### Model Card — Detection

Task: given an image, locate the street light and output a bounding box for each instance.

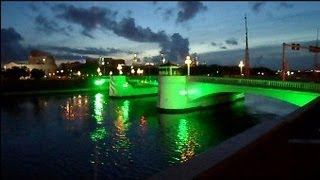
[185,55,192,76]
[117,64,123,75]
[101,60,105,76]
[239,60,244,75]
[97,67,102,76]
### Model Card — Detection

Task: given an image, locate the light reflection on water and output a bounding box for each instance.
[1,92,298,179]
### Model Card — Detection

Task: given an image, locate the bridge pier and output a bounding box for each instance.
[157,76,245,112]
[109,75,158,97]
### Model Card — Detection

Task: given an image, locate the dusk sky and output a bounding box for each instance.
[1,1,320,70]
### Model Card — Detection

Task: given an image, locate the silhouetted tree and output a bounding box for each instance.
[2,66,29,80]
[30,69,45,80]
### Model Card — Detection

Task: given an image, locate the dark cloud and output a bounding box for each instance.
[225,38,238,45]
[250,2,266,13]
[44,46,132,56]
[34,15,71,36]
[211,42,217,46]
[112,17,169,43]
[176,1,208,24]
[279,2,294,8]
[81,30,94,39]
[164,8,174,21]
[55,4,190,62]
[220,46,227,50]
[55,4,118,38]
[160,33,189,62]
[1,28,30,64]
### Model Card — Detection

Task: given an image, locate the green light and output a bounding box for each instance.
[94,93,104,124]
[177,119,188,147]
[90,127,107,142]
[123,82,129,88]
[179,90,187,96]
[94,79,106,86]
[122,100,130,122]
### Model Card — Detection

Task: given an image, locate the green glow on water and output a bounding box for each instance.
[90,93,107,142]
[94,93,104,124]
[90,127,107,142]
[177,119,188,151]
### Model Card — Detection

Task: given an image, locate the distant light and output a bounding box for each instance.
[94,79,106,86]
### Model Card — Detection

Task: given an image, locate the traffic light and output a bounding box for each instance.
[291,43,300,50]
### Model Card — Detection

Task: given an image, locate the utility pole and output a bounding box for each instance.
[314,28,319,70]
[244,14,250,78]
[281,43,288,81]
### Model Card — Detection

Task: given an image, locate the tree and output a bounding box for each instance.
[2,66,29,80]
[30,69,45,80]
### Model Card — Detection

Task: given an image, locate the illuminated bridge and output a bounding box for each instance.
[157,76,320,111]
[95,75,320,110]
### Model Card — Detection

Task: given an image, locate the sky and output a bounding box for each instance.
[1,1,320,70]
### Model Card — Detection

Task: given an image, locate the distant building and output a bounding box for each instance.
[86,57,125,67]
[159,62,181,76]
[3,49,58,75]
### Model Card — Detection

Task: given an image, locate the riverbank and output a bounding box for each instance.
[1,79,109,95]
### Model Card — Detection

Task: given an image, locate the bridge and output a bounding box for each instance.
[157,76,320,111]
[102,75,320,111]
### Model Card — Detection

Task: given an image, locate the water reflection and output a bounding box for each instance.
[112,100,133,167]
[2,92,296,179]
[61,95,89,121]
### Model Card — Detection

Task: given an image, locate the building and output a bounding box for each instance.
[3,49,58,75]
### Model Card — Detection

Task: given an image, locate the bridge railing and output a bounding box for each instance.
[188,76,320,93]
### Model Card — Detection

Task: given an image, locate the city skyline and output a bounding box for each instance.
[1,1,320,70]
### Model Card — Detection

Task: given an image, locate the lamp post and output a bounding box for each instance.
[185,55,192,76]
[97,67,102,76]
[117,64,123,75]
[101,60,105,76]
[239,60,244,75]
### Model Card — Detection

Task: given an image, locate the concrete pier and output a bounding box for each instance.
[150,96,320,179]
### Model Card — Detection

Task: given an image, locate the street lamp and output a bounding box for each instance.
[185,55,192,76]
[101,60,105,76]
[117,64,123,75]
[161,53,165,64]
[97,67,102,76]
[239,60,244,75]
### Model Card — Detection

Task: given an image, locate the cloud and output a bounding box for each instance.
[220,46,227,50]
[55,4,190,62]
[250,2,266,13]
[34,15,71,36]
[279,2,294,8]
[1,28,30,64]
[55,4,118,38]
[176,1,207,24]
[160,33,190,62]
[43,46,132,56]
[211,42,217,46]
[225,38,238,45]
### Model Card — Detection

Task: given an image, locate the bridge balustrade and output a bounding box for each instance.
[188,76,320,93]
